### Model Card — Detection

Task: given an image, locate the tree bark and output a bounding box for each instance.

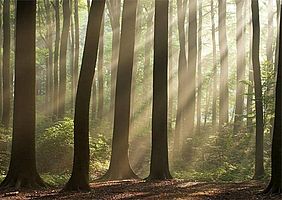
[218,0,229,127]
[58,0,71,119]
[0,0,45,189]
[234,0,246,134]
[100,0,138,180]
[252,0,265,179]
[147,0,172,180]
[63,0,105,191]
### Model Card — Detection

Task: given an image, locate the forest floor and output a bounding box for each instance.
[0,180,280,200]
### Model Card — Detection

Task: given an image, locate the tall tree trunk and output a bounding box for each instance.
[186,0,197,135]
[0,4,3,119]
[53,0,60,119]
[218,0,229,127]
[147,0,172,180]
[252,0,265,179]
[58,0,71,119]
[263,3,282,194]
[211,0,217,127]
[234,0,246,134]
[63,0,105,191]
[45,0,54,117]
[2,0,11,128]
[70,0,75,112]
[197,0,202,133]
[108,0,121,123]
[101,0,138,180]
[174,0,187,156]
[274,0,281,71]
[97,15,104,119]
[0,0,45,189]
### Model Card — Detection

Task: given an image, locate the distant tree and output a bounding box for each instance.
[197,0,202,134]
[266,0,274,64]
[97,15,104,119]
[107,0,121,120]
[101,0,138,180]
[252,0,265,179]
[73,0,79,98]
[264,3,282,194]
[58,0,70,118]
[174,0,187,156]
[147,0,172,180]
[234,0,246,134]
[2,0,11,128]
[0,0,45,189]
[186,0,197,134]
[64,0,105,191]
[211,0,218,126]
[218,0,229,127]
[53,0,60,119]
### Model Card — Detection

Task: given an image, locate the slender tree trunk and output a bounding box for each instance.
[147,0,172,180]
[92,78,97,120]
[97,15,104,119]
[0,0,45,189]
[63,0,105,191]
[70,0,75,112]
[185,0,197,135]
[234,0,246,134]
[108,0,121,123]
[0,4,3,119]
[2,0,10,128]
[211,0,217,127]
[58,0,71,119]
[101,0,138,180]
[218,0,229,127]
[197,0,202,134]
[174,0,187,156]
[274,0,281,71]
[53,0,60,119]
[252,0,265,179]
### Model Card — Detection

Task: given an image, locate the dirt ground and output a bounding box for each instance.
[0,180,280,200]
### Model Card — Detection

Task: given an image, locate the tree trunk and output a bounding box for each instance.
[174,0,187,156]
[53,0,60,119]
[211,0,217,127]
[218,0,229,127]
[73,0,79,105]
[58,0,71,119]
[263,3,282,194]
[2,0,11,128]
[147,0,172,180]
[234,0,246,134]
[97,15,104,119]
[267,0,274,64]
[0,0,45,189]
[185,0,197,135]
[70,0,75,112]
[63,0,105,191]
[108,0,121,123]
[197,0,202,134]
[100,0,138,180]
[252,0,265,179]
[0,4,3,119]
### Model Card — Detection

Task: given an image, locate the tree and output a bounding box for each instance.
[73,0,79,103]
[147,0,172,180]
[174,0,187,155]
[234,0,246,134]
[266,0,274,64]
[252,0,264,179]
[218,0,229,127]
[264,3,282,194]
[186,0,197,134]
[97,15,104,119]
[101,0,138,180]
[107,0,121,121]
[64,0,106,191]
[197,0,203,133]
[2,0,11,128]
[211,0,218,126]
[0,0,45,189]
[58,0,71,118]
[53,0,60,119]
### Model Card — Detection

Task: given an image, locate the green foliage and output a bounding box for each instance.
[0,128,11,178]
[36,118,111,184]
